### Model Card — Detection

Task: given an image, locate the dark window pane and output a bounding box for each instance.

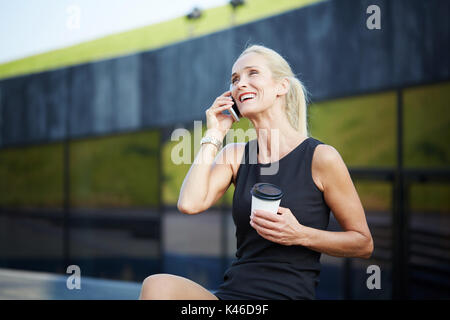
[309,92,397,167]
[70,130,160,207]
[0,143,63,207]
[404,82,450,168]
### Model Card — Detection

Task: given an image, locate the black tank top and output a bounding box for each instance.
[215,137,331,300]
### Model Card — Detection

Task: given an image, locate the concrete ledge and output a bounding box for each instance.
[0,268,141,300]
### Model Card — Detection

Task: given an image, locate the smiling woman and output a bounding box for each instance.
[140,44,373,300]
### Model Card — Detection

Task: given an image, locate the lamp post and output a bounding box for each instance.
[186,7,203,37]
[230,0,245,26]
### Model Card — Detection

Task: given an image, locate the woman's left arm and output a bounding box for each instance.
[250,144,374,259]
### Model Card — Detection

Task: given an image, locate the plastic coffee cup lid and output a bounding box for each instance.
[250,183,283,201]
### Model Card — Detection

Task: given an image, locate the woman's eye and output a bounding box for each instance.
[249,70,258,75]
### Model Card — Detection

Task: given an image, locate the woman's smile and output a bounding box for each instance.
[238,91,257,103]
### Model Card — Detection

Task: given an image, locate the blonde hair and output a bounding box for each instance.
[238,45,309,137]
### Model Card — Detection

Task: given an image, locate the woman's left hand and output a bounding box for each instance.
[250,206,305,246]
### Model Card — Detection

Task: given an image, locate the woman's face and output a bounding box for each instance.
[230,52,281,117]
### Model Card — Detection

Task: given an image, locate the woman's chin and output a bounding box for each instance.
[237,104,259,118]
[239,108,262,119]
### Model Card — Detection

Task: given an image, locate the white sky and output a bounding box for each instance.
[0,0,226,64]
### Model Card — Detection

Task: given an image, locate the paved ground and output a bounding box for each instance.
[0,268,142,300]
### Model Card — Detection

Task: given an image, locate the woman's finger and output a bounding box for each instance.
[212,96,232,104]
[215,99,234,107]
[251,215,278,231]
[277,206,291,215]
[216,103,233,109]
[207,105,233,116]
[210,103,233,112]
[251,219,278,237]
[219,90,232,98]
[252,209,282,222]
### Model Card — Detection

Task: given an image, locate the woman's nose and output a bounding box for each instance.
[235,79,249,90]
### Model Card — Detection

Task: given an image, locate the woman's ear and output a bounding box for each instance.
[277,78,290,96]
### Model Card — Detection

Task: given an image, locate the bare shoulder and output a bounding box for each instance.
[311,144,346,191]
[313,144,343,167]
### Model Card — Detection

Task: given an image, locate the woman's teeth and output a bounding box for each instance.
[240,93,256,102]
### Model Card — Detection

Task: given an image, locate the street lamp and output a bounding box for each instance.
[186,7,203,37]
[186,7,202,20]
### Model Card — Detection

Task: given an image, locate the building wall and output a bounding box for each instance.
[0,0,448,146]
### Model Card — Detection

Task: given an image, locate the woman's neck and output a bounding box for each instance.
[250,107,306,163]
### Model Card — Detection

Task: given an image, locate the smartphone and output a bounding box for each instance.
[228,84,241,122]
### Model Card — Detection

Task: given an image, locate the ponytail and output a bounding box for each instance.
[286,76,308,137]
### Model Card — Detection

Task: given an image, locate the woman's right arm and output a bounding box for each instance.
[177,91,237,214]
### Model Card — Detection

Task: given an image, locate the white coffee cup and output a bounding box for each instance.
[250,183,283,215]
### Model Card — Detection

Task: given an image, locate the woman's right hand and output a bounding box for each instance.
[205,91,236,139]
